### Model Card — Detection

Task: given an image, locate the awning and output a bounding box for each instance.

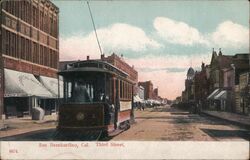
[4,69,54,98]
[39,76,64,98]
[207,89,220,100]
[214,90,227,100]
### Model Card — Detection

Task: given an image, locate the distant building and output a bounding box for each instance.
[103,53,138,83]
[102,53,138,96]
[138,85,145,100]
[153,88,158,99]
[194,63,210,109]
[175,96,182,104]
[0,0,59,119]
[207,49,249,113]
[238,72,250,114]
[138,81,153,100]
[178,49,249,116]
[182,67,195,102]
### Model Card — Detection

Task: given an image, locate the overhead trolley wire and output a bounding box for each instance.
[86,1,103,55]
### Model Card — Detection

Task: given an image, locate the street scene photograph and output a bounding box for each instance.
[0,0,249,159]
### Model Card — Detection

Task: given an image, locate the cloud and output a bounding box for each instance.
[153,17,248,50]
[165,68,187,73]
[125,54,211,99]
[153,17,208,46]
[126,54,210,71]
[60,23,161,60]
[210,21,249,49]
[97,23,162,52]
[59,18,248,99]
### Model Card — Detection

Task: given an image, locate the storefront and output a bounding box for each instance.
[214,90,227,111]
[4,69,62,118]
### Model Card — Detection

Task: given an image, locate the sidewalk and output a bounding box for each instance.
[201,110,250,129]
[0,114,57,138]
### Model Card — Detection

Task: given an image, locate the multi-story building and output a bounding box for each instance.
[103,53,138,83]
[0,0,59,119]
[194,63,210,109]
[138,85,145,100]
[182,67,195,103]
[238,72,249,115]
[206,49,249,112]
[102,53,138,98]
[153,88,158,99]
[138,81,153,100]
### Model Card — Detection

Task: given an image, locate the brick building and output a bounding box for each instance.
[0,0,60,119]
[103,53,138,98]
[103,53,138,83]
[207,49,249,112]
[153,88,158,99]
[138,81,153,100]
[194,63,210,109]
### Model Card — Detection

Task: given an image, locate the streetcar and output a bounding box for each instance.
[56,59,135,139]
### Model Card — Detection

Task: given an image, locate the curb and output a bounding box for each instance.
[200,112,250,130]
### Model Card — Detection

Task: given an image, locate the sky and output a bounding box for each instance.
[52,0,249,100]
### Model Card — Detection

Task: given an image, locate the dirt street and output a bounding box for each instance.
[112,106,250,141]
[1,105,249,141]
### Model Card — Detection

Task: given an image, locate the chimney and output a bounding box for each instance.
[212,48,217,55]
[201,62,205,70]
[219,48,222,56]
[101,54,105,60]
[87,55,90,60]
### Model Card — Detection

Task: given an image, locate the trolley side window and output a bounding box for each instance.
[119,79,133,100]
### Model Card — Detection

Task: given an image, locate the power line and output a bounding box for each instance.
[86,1,103,55]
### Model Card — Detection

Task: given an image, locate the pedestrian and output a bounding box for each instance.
[142,103,145,111]
[139,102,142,111]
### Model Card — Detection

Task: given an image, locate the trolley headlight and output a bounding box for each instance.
[76,112,85,121]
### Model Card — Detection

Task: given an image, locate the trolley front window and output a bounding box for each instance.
[63,73,111,104]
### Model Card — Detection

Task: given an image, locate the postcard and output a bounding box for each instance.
[0,0,249,159]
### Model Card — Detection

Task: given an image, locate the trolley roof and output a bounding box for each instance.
[59,60,129,79]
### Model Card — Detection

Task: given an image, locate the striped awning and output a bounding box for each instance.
[214,90,227,100]
[4,69,54,98]
[39,76,64,98]
[207,89,220,100]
